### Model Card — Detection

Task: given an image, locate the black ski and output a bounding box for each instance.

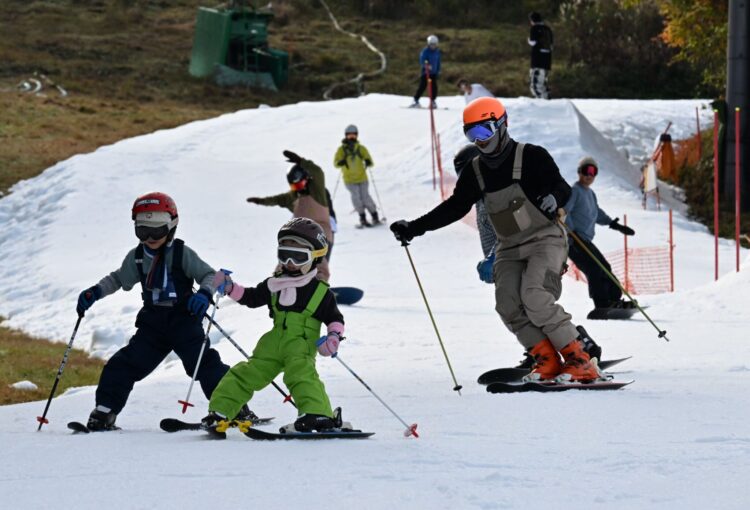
[160,417,274,433]
[477,356,632,385]
[67,421,121,433]
[587,307,639,320]
[486,379,634,394]
[243,427,374,441]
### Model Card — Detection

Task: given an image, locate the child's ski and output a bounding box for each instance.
[160,417,273,433]
[477,356,632,385]
[243,427,374,440]
[67,421,121,433]
[486,379,634,394]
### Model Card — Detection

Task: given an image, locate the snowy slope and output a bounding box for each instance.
[1,94,748,510]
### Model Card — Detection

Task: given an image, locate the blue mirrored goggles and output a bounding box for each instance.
[463,116,507,143]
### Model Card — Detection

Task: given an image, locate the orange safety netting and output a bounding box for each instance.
[566,246,672,295]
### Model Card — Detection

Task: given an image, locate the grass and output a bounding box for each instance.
[0,321,104,406]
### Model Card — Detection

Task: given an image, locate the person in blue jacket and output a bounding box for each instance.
[410,34,441,108]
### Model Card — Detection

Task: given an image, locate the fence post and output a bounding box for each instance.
[713,110,719,281]
[623,214,630,292]
[696,107,702,159]
[669,209,675,292]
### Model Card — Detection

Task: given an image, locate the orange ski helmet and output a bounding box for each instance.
[462,97,507,127]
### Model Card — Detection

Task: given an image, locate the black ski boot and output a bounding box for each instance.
[370,211,381,225]
[514,352,534,370]
[201,411,229,439]
[576,325,602,362]
[233,404,259,422]
[359,213,371,228]
[86,406,118,431]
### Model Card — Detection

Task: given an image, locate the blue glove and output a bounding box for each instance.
[187,288,212,317]
[76,286,102,317]
[476,253,495,284]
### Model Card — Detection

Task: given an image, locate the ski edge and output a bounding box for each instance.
[243,427,374,441]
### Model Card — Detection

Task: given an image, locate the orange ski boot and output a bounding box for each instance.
[556,340,602,383]
[522,339,563,382]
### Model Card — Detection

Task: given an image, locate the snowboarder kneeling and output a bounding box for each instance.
[75,192,255,431]
[202,218,349,436]
[333,124,380,228]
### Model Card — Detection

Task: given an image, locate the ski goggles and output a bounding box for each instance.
[278,245,328,266]
[579,164,598,177]
[289,178,308,192]
[463,115,507,143]
[135,224,170,241]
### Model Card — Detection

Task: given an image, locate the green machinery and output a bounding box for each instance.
[189,1,289,90]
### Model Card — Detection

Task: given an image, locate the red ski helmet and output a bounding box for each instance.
[131,192,179,240]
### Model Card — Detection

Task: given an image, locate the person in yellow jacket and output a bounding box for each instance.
[333,125,380,227]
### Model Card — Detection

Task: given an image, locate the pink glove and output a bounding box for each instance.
[211,270,233,296]
[317,322,344,357]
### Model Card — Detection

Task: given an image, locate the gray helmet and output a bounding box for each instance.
[427,34,439,46]
[344,124,358,135]
[577,156,598,171]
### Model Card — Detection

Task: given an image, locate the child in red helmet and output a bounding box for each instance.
[74,192,252,430]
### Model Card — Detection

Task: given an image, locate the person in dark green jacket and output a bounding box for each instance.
[333,125,380,227]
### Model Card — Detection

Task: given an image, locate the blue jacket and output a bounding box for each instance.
[563,182,613,243]
[419,47,441,76]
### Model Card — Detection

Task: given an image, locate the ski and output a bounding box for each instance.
[160,416,274,433]
[587,307,639,320]
[486,379,634,394]
[243,427,374,441]
[477,356,632,385]
[67,421,121,433]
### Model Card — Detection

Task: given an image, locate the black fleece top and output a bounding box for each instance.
[411,140,571,235]
[238,277,344,325]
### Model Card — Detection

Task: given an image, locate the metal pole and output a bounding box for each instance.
[714,110,720,281]
[623,214,629,293]
[367,168,387,221]
[696,107,702,159]
[179,298,218,413]
[669,209,675,292]
[426,63,436,190]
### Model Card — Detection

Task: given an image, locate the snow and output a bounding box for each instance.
[1,94,748,509]
[9,380,38,391]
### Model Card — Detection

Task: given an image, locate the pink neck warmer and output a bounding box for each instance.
[267,269,319,306]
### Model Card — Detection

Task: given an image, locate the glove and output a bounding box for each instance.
[211,269,233,296]
[364,159,373,167]
[246,197,261,204]
[390,220,419,244]
[187,288,212,317]
[283,150,302,163]
[476,253,495,284]
[316,332,341,357]
[76,285,102,317]
[336,159,347,167]
[609,218,635,236]
[538,194,557,216]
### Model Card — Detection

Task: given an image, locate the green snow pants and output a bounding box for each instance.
[208,328,333,420]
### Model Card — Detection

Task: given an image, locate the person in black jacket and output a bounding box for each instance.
[390,97,601,383]
[528,11,553,99]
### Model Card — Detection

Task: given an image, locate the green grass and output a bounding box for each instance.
[0,321,104,406]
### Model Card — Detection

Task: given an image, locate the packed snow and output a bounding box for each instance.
[0,94,748,509]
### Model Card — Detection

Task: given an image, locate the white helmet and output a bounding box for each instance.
[427,34,439,46]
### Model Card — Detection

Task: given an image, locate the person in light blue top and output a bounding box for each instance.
[564,156,636,317]
[410,34,441,108]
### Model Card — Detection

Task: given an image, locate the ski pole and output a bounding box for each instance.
[37,315,83,430]
[400,241,463,394]
[368,168,387,221]
[561,220,670,342]
[204,314,296,408]
[179,286,223,413]
[327,349,418,438]
[332,173,341,201]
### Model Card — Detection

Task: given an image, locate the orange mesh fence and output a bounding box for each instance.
[566,246,672,295]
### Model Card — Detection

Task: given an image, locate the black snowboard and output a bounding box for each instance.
[486,379,634,393]
[331,287,364,306]
[586,307,639,320]
[160,417,274,433]
[477,356,632,385]
[243,427,374,441]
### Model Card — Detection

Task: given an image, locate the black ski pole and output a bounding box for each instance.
[329,349,418,438]
[205,314,296,408]
[400,240,463,394]
[368,168,387,221]
[561,219,670,342]
[37,315,83,430]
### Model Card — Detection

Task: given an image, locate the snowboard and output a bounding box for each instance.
[486,379,634,394]
[331,286,364,306]
[160,417,274,433]
[477,356,632,385]
[67,421,121,433]
[243,427,374,441]
[586,307,639,320]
